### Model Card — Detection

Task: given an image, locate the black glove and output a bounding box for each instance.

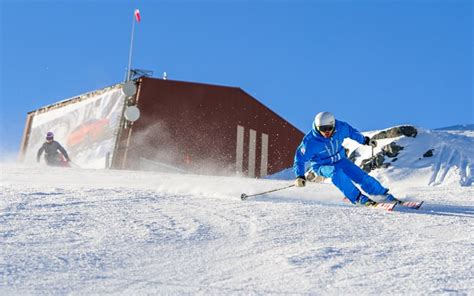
[295,176,306,187]
[364,136,377,148]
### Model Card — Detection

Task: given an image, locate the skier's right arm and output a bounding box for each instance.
[37,145,45,162]
[293,141,311,180]
[294,144,309,187]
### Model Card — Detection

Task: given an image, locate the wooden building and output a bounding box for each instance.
[20,77,303,177]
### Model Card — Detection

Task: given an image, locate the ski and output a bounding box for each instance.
[343,198,396,211]
[365,202,397,211]
[395,200,424,210]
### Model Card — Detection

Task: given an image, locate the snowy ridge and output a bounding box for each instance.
[270,126,474,189]
[435,123,474,131]
[350,127,474,188]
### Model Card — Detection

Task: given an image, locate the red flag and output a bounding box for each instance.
[134,9,141,23]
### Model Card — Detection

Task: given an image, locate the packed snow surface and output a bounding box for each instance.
[1,164,473,294]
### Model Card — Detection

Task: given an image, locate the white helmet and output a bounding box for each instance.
[314,111,335,131]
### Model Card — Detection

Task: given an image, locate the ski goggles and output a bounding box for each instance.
[318,125,334,133]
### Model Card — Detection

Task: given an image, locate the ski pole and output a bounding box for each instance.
[371,146,375,170]
[241,184,295,201]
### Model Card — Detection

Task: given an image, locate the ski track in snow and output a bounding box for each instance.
[1,165,473,294]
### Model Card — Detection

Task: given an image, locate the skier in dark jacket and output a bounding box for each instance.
[293,111,399,206]
[37,132,71,166]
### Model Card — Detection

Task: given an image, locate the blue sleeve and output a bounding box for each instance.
[342,121,366,144]
[293,140,311,177]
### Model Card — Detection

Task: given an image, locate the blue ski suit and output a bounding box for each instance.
[293,120,387,204]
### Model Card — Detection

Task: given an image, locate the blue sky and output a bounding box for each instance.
[1,0,472,155]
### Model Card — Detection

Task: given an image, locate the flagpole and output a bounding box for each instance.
[126,13,136,82]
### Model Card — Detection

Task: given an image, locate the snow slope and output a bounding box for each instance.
[1,163,473,294]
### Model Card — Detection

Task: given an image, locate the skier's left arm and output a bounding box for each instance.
[56,143,71,161]
[344,122,376,147]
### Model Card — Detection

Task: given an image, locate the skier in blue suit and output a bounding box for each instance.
[293,111,397,206]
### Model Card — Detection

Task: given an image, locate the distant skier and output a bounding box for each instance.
[37,132,71,167]
[293,111,398,206]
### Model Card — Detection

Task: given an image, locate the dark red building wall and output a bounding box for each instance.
[120,77,303,177]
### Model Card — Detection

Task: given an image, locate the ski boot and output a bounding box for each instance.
[357,194,378,207]
[383,190,402,204]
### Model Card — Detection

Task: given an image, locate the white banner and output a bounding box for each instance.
[24,87,126,168]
